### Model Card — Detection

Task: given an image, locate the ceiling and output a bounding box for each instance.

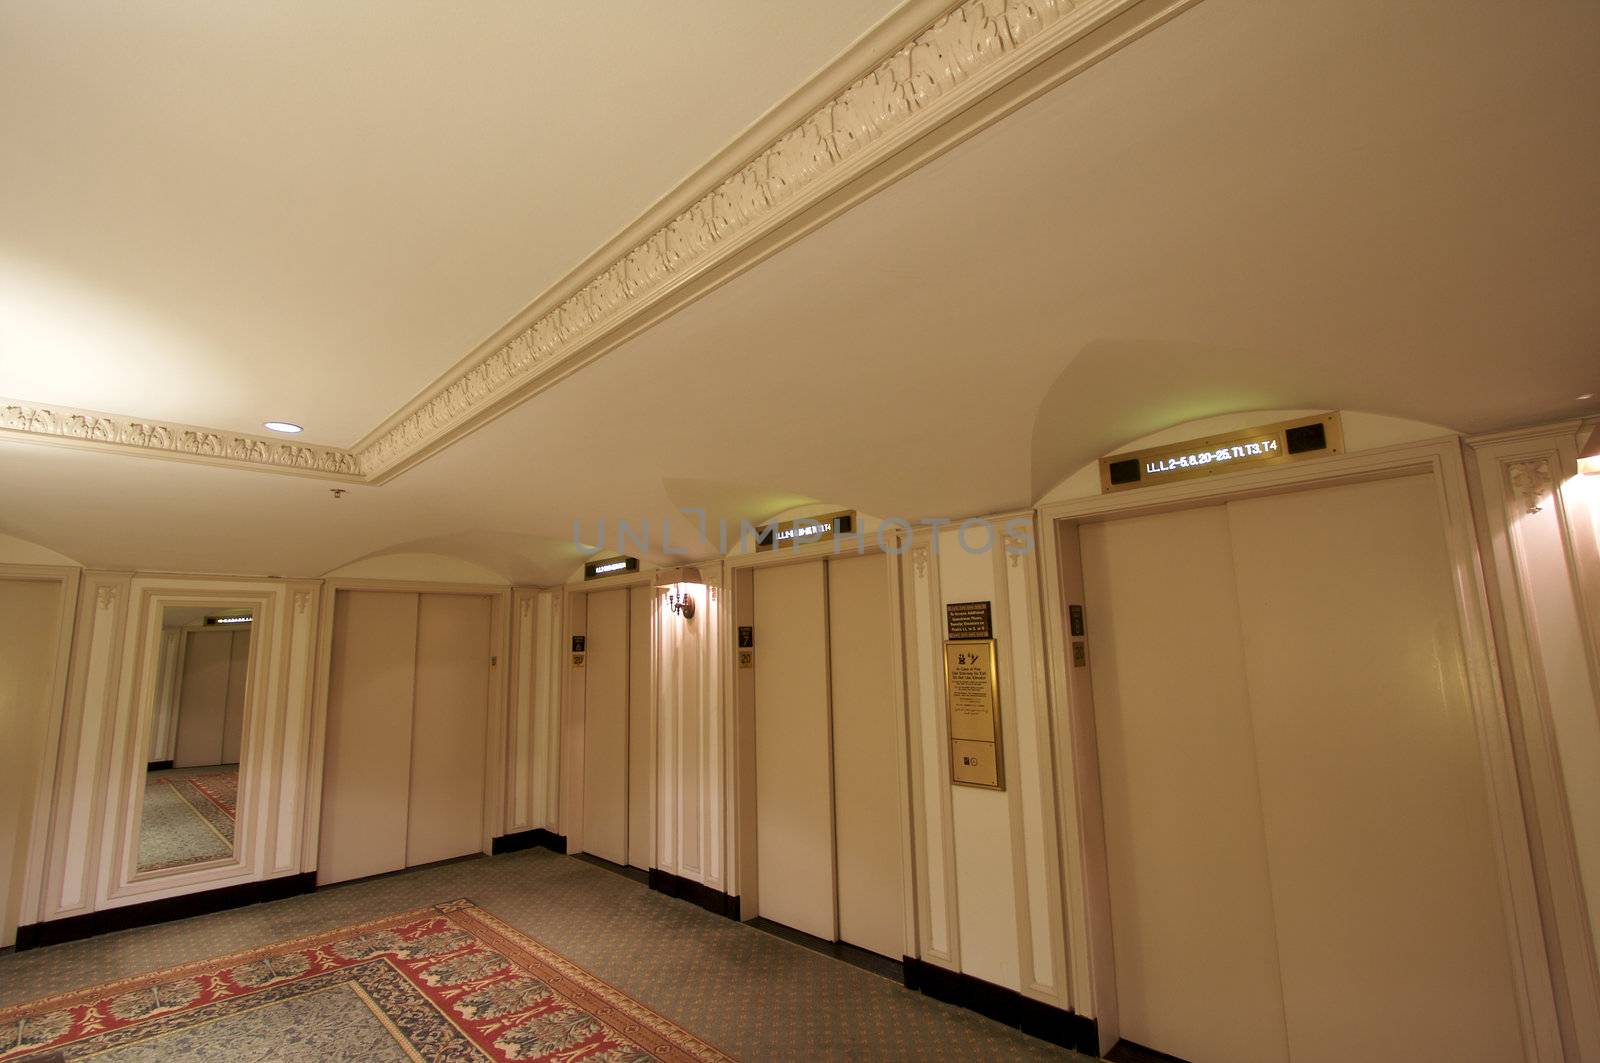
[2,0,1596,581]
[0,0,904,444]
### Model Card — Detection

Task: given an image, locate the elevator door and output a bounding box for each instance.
[408,593,492,866]
[318,590,418,885]
[319,590,493,886]
[1083,475,1525,1062]
[582,588,630,865]
[828,552,905,959]
[753,560,835,940]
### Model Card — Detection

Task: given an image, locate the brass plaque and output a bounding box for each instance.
[945,640,1004,789]
[952,740,1002,788]
[572,653,585,668]
[1099,412,1344,493]
[738,650,754,669]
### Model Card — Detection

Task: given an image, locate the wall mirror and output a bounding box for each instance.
[136,604,254,873]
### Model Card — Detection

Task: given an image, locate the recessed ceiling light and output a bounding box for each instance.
[263,421,303,434]
[1578,393,1594,401]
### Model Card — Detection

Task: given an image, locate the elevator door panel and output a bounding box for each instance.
[627,585,653,869]
[173,630,232,768]
[318,590,418,885]
[754,561,835,940]
[407,593,492,867]
[1083,506,1290,1063]
[1226,476,1523,1061]
[828,552,905,959]
[583,589,630,865]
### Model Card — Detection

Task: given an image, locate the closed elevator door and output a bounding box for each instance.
[754,560,835,940]
[582,589,630,865]
[318,590,493,886]
[1083,475,1525,1062]
[754,555,905,955]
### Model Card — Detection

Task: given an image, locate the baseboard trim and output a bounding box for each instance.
[146,760,174,771]
[1106,1038,1193,1063]
[491,828,567,855]
[747,916,903,981]
[647,868,739,920]
[902,957,1098,1055]
[14,873,315,951]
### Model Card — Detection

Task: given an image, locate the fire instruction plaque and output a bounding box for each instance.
[945,639,1004,789]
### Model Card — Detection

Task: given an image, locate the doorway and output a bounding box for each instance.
[565,582,654,871]
[743,551,905,960]
[1073,474,1528,1061]
[317,589,498,885]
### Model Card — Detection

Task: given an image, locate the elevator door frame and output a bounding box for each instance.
[559,572,657,866]
[1035,436,1563,1061]
[303,579,512,874]
[724,539,917,960]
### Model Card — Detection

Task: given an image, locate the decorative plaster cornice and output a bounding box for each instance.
[0,398,362,482]
[0,0,1191,484]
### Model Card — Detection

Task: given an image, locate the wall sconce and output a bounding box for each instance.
[658,566,705,622]
[667,587,696,620]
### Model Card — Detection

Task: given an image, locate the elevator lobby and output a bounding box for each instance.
[1,2,1598,1061]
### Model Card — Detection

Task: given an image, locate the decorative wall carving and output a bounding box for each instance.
[0,399,362,482]
[1508,459,1554,515]
[1,0,1158,484]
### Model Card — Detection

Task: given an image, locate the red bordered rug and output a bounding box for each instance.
[0,900,736,1062]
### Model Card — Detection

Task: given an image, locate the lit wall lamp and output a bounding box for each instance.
[659,566,705,621]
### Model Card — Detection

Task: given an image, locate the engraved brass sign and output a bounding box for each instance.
[945,640,1004,789]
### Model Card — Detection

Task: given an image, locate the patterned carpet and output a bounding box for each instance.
[0,900,731,1061]
[137,768,238,872]
[0,849,1091,1062]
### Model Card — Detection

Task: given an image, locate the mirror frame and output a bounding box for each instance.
[96,577,316,908]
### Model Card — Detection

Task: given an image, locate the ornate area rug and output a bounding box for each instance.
[179,771,238,821]
[0,900,735,1062]
[136,770,238,871]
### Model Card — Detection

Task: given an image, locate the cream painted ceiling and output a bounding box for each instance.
[1,0,1596,581]
[0,0,903,443]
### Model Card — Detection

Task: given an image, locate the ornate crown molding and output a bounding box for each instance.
[353,0,1185,482]
[1,0,1193,484]
[0,398,362,482]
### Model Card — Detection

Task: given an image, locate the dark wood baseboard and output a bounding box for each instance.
[490,828,567,855]
[1106,1038,1192,1063]
[145,760,174,771]
[902,956,1098,1055]
[571,852,650,885]
[647,868,739,920]
[747,916,903,981]
[14,872,315,951]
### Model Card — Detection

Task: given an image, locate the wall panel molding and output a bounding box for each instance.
[1469,426,1600,1060]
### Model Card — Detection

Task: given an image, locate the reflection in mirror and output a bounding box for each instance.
[136,605,252,872]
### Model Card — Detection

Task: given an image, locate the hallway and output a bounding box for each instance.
[0,850,1088,1063]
